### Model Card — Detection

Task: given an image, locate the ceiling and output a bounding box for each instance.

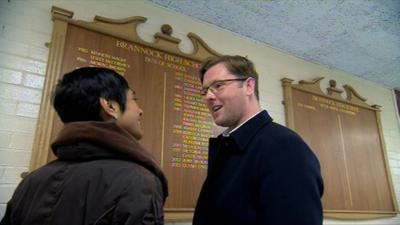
[147,0,400,90]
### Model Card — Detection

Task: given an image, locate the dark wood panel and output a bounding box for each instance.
[286,83,397,217]
[292,90,352,210]
[341,109,394,211]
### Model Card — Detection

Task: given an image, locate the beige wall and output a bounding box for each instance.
[0,0,399,224]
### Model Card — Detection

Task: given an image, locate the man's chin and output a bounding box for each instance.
[214,119,227,127]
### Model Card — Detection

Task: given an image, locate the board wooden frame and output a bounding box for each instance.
[281,77,398,219]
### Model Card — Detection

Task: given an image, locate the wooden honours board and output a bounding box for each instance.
[282,78,398,219]
[30,6,221,220]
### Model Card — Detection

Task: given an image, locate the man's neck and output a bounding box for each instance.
[225,107,262,136]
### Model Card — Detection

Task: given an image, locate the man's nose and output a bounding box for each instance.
[203,88,217,99]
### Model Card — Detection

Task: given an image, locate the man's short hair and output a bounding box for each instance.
[199,55,259,100]
[53,67,130,123]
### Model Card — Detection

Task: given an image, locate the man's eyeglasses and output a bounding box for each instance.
[200,78,248,96]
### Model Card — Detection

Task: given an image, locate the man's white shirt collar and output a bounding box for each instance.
[222,110,263,137]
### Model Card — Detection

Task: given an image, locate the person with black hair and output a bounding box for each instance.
[1,67,168,225]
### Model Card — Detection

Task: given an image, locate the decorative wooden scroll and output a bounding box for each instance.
[30,6,221,221]
[281,77,398,219]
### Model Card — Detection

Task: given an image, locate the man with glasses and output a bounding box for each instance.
[193,55,323,225]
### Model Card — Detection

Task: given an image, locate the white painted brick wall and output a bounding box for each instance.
[0,149,31,167]
[0,114,38,133]
[0,83,42,104]
[0,99,17,115]
[1,166,27,184]
[0,68,23,84]
[0,184,18,203]
[0,0,399,224]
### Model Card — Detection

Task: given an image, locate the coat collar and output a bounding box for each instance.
[51,121,168,200]
[207,110,273,173]
[228,110,273,152]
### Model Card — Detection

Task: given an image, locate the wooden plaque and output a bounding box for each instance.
[282,77,398,219]
[30,6,221,220]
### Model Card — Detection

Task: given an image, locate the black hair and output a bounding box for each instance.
[53,67,130,123]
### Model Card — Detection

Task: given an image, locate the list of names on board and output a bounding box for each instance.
[171,71,212,169]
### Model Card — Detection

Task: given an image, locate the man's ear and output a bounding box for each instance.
[99,98,120,120]
[244,78,256,96]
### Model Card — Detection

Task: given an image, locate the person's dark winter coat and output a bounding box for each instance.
[1,121,168,225]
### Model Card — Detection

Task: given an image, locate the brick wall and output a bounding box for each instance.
[0,0,48,219]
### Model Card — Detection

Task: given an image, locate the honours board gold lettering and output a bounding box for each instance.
[30,6,221,219]
[282,78,398,219]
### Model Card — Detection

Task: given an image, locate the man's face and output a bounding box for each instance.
[201,63,249,129]
[116,90,144,140]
